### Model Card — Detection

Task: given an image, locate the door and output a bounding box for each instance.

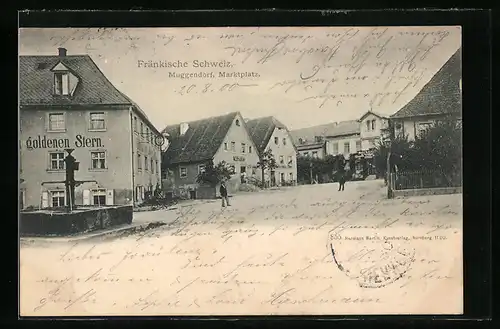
[280,173,285,185]
[240,166,246,183]
[270,171,276,187]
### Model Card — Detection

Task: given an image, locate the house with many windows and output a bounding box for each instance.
[161,112,260,198]
[290,120,361,159]
[245,116,298,186]
[19,47,163,209]
[391,47,462,140]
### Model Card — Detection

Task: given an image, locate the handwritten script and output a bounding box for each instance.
[20,187,463,316]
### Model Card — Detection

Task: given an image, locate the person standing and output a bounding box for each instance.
[220,180,231,207]
[338,170,346,191]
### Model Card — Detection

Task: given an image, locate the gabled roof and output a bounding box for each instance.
[391,48,462,119]
[19,55,132,106]
[245,116,292,154]
[359,110,388,121]
[162,112,239,166]
[290,120,360,145]
[19,53,161,135]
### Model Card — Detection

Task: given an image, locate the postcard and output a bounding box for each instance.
[19,25,463,316]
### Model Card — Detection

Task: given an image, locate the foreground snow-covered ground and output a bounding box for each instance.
[20,180,463,316]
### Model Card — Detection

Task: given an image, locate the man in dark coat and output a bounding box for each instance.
[337,170,346,191]
[220,180,231,207]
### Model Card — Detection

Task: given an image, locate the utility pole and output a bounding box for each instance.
[64,149,80,212]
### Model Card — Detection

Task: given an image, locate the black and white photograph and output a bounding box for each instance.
[19,25,463,316]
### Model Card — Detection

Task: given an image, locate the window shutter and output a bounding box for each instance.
[69,73,79,96]
[62,74,70,95]
[41,191,49,208]
[83,190,90,205]
[106,189,114,205]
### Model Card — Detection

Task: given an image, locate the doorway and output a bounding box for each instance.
[189,190,196,199]
[270,171,276,187]
[280,172,285,185]
[240,166,247,183]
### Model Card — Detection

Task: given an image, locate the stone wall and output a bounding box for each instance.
[20,205,133,237]
[393,187,462,198]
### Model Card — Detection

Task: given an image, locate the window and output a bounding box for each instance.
[344,142,350,154]
[356,141,362,152]
[235,119,240,126]
[315,136,323,143]
[137,154,142,169]
[54,72,69,95]
[134,116,138,132]
[371,120,376,130]
[283,138,287,145]
[366,120,371,131]
[312,151,318,158]
[92,189,106,206]
[51,190,65,207]
[48,113,65,131]
[279,155,284,164]
[231,141,235,152]
[332,142,339,154]
[298,138,303,144]
[180,167,187,178]
[274,137,279,145]
[156,160,158,175]
[224,142,228,151]
[49,152,65,170]
[198,164,206,174]
[304,152,309,157]
[249,146,252,153]
[145,156,149,171]
[151,159,155,173]
[91,151,106,169]
[140,122,144,136]
[418,122,433,136]
[287,156,292,165]
[89,112,105,130]
[229,164,236,174]
[241,143,246,153]
[289,173,293,181]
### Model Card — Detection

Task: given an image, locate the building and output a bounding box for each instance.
[358,110,390,150]
[290,120,361,159]
[161,112,260,198]
[391,48,462,141]
[19,47,163,209]
[245,116,298,186]
[295,141,327,159]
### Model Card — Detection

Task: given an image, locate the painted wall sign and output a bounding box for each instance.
[25,135,104,150]
[233,155,246,162]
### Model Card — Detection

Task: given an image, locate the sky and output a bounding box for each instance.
[19,26,461,131]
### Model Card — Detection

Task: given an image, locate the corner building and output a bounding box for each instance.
[19,47,162,209]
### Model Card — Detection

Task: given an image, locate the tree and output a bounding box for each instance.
[412,118,462,184]
[196,160,233,187]
[256,148,278,188]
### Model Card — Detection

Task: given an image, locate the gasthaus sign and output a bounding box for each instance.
[24,135,104,150]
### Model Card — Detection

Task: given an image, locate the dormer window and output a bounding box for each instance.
[54,72,70,95]
[51,62,79,96]
[235,119,240,126]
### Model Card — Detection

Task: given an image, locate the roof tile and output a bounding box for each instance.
[391,48,462,119]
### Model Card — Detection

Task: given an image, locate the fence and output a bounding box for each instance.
[392,170,462,191]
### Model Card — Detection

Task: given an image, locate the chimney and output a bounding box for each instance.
[179,122,189,136]
[58,47,67,57]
